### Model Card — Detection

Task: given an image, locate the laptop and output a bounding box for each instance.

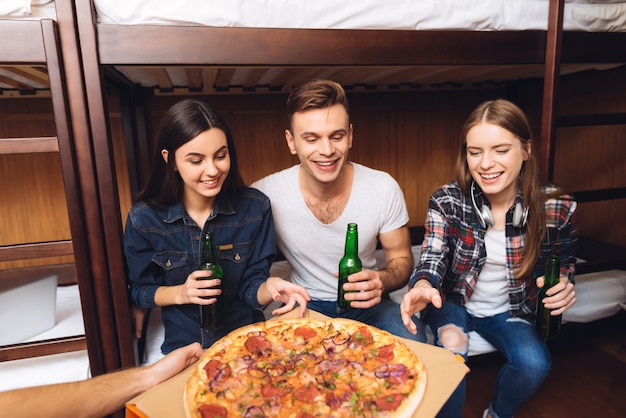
[0,273,58,346]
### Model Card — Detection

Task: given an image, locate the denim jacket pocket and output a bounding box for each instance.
[218,242,252,265]
[152,251,189,285]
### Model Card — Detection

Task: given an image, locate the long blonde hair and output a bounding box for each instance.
[455,99,545,280]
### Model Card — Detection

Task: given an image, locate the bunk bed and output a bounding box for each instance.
[0,3,90,388]
[0,0,135,393]
[79,0,626,341]
[1,0,625,393]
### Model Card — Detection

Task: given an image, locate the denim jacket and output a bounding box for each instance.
[410,182,578,319]
[123,187,275,354]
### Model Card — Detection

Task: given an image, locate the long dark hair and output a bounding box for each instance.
[455,99,545,280]
[137,99,245,206]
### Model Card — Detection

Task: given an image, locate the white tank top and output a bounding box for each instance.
[465,227,509,317]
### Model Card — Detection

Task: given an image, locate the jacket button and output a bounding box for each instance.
[166,259,171,268]
[235,253,240,261]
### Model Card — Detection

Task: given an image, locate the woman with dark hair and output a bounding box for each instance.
[124,99,309,355]
[400,99,578,418]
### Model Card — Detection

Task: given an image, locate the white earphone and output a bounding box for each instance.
[470,182,528,228]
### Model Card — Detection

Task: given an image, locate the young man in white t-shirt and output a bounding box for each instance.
[252,79,425,343]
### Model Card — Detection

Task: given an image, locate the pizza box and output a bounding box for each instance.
[126,309,468,418]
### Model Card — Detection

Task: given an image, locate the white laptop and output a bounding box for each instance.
[0,273,58,346]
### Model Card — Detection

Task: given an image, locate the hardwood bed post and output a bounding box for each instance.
[73,0,137,372]
[40,14,110,374]
[54,0,136,379]
[539,0,565,181]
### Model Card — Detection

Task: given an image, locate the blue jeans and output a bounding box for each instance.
[427,302,552,418]
[307,297,427,343]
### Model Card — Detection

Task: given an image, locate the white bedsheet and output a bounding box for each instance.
[4,1,625,30]
[94,0,626,32]
[562,269,626,323]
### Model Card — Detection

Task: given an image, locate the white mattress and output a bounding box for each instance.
[4,1,625,31]
[93,0,626,32]
[562,269,626,323]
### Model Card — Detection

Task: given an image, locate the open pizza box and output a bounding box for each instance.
[126,309,468,418]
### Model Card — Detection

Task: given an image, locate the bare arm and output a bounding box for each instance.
[376,225,414,293]
[0,343,204,418]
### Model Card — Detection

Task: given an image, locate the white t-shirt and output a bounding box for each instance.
[464,227,509,317]
[251,163,409,301]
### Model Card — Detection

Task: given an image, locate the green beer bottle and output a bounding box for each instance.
[535,255,562,340]
[338,223,362,310]
[199,231,224,330]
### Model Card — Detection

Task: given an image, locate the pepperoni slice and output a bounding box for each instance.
[245,335,272,353]
[293,383,321,403]
[350,326,374,346]
[294,325,317,340]
[198,403,228,418]
[375,393,407,411]
[261,381,288,398]
[203,359,231,381]
[376,344,395,362]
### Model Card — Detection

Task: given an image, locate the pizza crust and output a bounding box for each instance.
[185,317,427,418]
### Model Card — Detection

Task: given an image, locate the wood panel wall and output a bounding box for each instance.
[143,89,501,231]
[0,97,130,271]
[0,98,73,270]
[553,66,626,248]
[107,95,133,230]
[1,65,624,277]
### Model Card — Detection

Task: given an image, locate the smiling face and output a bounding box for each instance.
[162,128,230,207]
[466,121,530,205]
[285,104,353,185]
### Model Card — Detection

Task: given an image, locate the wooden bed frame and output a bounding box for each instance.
[72,0,626,374]
[2,0,625,384]
[0,8,135,376]
[0,18,89,363]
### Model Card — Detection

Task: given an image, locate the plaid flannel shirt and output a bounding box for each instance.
[409,181,578,319]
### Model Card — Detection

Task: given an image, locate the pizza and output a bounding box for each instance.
[184,317,427,418]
